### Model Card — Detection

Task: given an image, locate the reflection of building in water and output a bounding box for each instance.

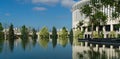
[73,43,120,59]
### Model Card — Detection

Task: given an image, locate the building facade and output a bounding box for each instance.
[72,0,120,38]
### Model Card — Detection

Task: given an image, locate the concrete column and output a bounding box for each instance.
[85,42,88,47]
[119,46,120,50]
[90,44,92,47]
[96,27,98,31]
[102,45,105,50]
[81,42,83,46]
[110,45,113,49]
[96,44,98,51]
[103,26,105,32]
[85,28,88,32]
[110,24,113,31]
[104,34,106,38]
[81,27,83,31]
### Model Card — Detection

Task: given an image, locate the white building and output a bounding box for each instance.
[72,0,120,38]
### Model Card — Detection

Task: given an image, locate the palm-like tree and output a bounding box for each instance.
[80,4,95,39]
[80,0,106,39]
[77,20,84,31]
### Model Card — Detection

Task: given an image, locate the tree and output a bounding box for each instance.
[77,20,84,30]
[31,28,37,46]
[69,29,73,45]
[8,24,15,52]
[20,25,29,51]
[39,26,49,39]
[8,24,14,40]
[81,4,95,39]
[0,22,4,39]
[21,25,29,40]
[52,26,58,39]
[52,26,57,48]
[80,0,108,39]
[0,23,3,32]
[32,28,37,40]
[0,22,4,53]
[59,27,68,39]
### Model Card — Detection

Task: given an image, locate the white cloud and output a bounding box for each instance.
[33,7,47,11]
[61,0,76,8]
[18,0,77,8]
[32,0,59,5]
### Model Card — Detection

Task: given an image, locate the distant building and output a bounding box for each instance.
[72,0,120,38]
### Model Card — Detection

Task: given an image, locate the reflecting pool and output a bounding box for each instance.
[0,39,72,59]
[0,38,120,59]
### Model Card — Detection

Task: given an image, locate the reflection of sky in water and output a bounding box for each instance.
[0,39,72,59]
[73,42,120,59]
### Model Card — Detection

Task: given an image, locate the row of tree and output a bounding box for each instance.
[39,26,73,46]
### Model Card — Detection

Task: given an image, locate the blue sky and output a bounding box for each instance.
[0,0,80,30]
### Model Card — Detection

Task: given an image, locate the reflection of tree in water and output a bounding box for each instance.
[115,49,120,59]
[8,39,14,52]
[39,38,49,49]
[69,29,73,45]
[0,39,4,53]
[59,37,68,48]
[21,39,29,51]
[32,39,37,47]
[52,38,57,48]
[87,47,100,59]
[51,26,58,48]
[31,28,37,47]
[77,47,108,59]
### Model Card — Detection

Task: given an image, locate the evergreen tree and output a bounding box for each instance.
[52,26,58,39]
[0,22,4,39]
[32,28,37,40]
[69,29,73,45]
[52,26,57,48]
[0,23,3,32]
[21,25,29,40]
[20,25,29,50]
[0,22,4,53]
[8,24,14,40]
[8,24,15,52]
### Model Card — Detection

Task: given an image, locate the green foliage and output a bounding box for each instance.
[108,31,116,38]
[0,23,3,32]
[77,21,83,30]
[59,27,68,39]
[39,38,49,48]
[0,39,4,53]
[8,24,15,52]
[99,31,104,38]
[39,26,49,39]
[0,32,4,39]
[52,26,57,39]
[21,39,29,51]
[52,26,57,48]
[32,28,37,40]
[118,34,120,38]
[8,24,15,40]
[59,38,68,47]
[81,0,108,38]
[0,23,4,40]
[74,30,84,39]
[21,25,29,40]
[69,29,73,45]
[93,31,99,38]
